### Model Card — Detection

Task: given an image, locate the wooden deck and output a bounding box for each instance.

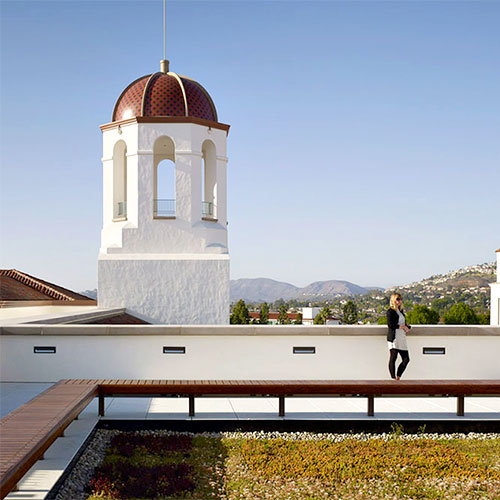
[0,381,98,499]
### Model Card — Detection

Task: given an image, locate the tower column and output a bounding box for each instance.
[216,155,228,226]
[126,151,142,225]
[175,150,202,222]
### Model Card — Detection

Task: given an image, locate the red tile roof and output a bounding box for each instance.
[112,72,217,123]
[0,269,95,302]
[249,312,298,320]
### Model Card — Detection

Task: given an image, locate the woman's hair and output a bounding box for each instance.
[389,293,402,310]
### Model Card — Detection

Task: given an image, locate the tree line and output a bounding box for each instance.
[230,298,489,325]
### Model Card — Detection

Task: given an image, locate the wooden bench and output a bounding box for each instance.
[89,379,500,418]
[0,381,98,499]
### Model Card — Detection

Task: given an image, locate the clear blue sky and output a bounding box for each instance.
[1,0,499,291]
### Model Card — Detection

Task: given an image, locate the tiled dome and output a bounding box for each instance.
[112,71,218,122]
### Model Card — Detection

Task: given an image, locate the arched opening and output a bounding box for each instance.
[153,136,175,217]
[113,140,127,219]
[202,140,217,218]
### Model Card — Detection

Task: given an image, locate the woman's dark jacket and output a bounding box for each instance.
[386,308,411,342]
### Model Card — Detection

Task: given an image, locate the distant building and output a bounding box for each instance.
[490,248,500,325]
[301,307,321,325]
[301,307,341,325]
[249,311,298,324]
[0,269,95,306]
[0,269,147,324]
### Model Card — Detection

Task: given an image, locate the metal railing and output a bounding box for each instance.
[202,201,214,217]
[154,199,175,217]
[116,201,127,218]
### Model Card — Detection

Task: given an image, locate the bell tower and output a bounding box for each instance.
[98,60,230,324]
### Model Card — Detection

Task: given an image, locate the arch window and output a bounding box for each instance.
[202,140,217,219]
[113,140,127,220]
[153,136,175,217]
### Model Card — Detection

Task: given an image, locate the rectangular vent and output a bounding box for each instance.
[163,346,186,354]
[423,347,446,355]
[34,346,56,354]
[293,346,316,354]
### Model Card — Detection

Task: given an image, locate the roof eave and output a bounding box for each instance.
[100,116,230,134]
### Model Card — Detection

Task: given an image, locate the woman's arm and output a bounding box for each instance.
[387,309,398,342]
[387,309,399,330]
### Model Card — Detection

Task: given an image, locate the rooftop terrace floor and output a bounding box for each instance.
[2,382,500,499]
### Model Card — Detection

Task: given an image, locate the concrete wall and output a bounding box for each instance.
[1,325,499,382]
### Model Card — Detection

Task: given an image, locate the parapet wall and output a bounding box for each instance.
[1,325,499,382]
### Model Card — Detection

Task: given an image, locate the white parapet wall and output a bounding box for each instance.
[1,325,499,382]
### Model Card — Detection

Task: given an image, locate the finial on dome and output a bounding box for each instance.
[160,59,169,73]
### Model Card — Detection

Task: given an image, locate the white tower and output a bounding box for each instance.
[490,248,500,325]
[98,61,230,324]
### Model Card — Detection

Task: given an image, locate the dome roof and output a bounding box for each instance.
[112,70,218,123]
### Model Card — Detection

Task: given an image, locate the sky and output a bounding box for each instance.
[1,0,499,292]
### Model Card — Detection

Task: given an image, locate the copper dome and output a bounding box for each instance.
[112,71,218,123]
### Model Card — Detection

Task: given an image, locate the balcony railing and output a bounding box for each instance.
[116,201,127,218]
[154,199,175,217]
[202,201,214,217]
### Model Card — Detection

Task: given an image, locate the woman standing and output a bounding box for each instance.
[387,293,411,380]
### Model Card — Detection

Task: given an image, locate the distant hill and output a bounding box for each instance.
[387,262,495,302]
[230,278,374,303]
[80,289,97,300]
[230,278,299,303]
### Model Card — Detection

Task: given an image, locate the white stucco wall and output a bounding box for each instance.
[98,256,229,324]
[1,325,499,382]
[489,250,500,325]
[98,120,230,324]
[100,122,228,256]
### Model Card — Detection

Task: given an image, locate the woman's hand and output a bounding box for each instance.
[401,325,410,333]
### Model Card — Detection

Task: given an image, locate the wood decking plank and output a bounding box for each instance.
[0,381,98,499]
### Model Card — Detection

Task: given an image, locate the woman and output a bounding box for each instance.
[387,293,411,380]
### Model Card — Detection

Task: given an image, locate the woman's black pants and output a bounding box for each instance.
[389,349,410,379]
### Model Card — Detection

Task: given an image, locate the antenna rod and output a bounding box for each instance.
[163,0,166,60]
[160,0,169,73]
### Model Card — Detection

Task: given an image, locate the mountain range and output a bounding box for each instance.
[229,278,381,303]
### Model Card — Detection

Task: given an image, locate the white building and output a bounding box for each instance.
[490,248,500,325]
[301,307,341,325]
[98,61,230,324]
[301,307,321,325]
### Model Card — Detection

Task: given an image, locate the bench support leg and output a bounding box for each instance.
[189,396,195,417]
[367,395,375,417]
[279,395,285,417]
[457,395,465,416]
[98,394,105,417]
